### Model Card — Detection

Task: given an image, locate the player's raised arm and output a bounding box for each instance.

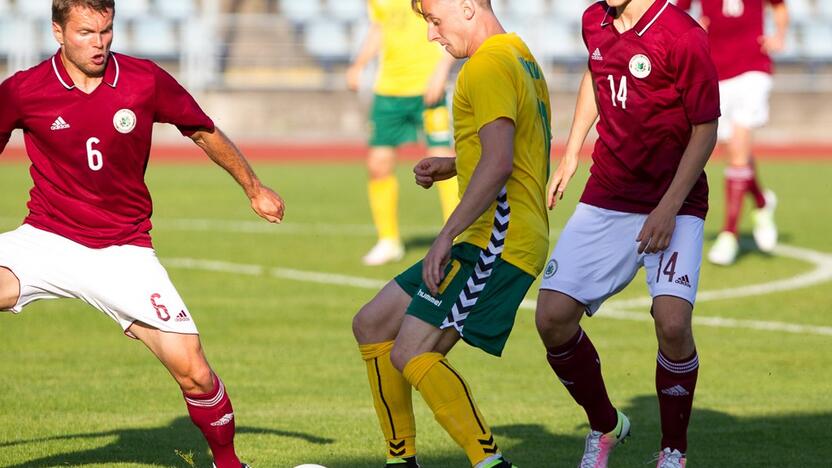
[346,22,382,91]
[422,117,514,293]
[190,128,285,223]
[549,69,599,209]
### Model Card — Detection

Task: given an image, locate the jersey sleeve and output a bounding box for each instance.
[673,0,693,11]
[0,75,21,154]
[152,64,215,136]
[671,27,720,125]
[463,53,518,132]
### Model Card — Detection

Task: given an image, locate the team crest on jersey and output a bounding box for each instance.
[544,259,558,278]
[628,54,652,79]
[113,109,137,134]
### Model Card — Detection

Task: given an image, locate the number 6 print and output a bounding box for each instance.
[150,293,170,321]
[86,137,103,171]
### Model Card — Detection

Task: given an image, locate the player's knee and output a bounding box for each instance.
[389,345,412,373]
[535,291,582,341]
[655,318,692,347]
[352,305,374,341]
[175,360,214,394]
[0,267,21,310]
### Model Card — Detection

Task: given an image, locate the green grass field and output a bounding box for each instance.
[0,159,830,467]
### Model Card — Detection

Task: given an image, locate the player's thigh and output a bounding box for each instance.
[353,279,413,344]
[539,203,643,316]
[82,245,199,337]
[643,215,704,309]
[0,267,20,310]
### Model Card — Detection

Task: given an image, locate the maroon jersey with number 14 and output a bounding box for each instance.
[0,51,214,249]
[675,0,784,80]
[580,0,720,219]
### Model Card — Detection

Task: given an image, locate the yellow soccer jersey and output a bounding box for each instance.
[453,33,551,276]
[368,0,443,96]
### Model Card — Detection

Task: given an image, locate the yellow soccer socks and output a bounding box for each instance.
[360,341,417,461]
[403,352,499,466]
[368,176,400,242]
[435,176,459,223]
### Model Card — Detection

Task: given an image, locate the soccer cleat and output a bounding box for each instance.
[476,455,516,468]
[707,231,739,266]
[386,456,420,467]
[362,239,405,266]
[655,447,686,467]
[751,189,778,253]
[579,410,631,468]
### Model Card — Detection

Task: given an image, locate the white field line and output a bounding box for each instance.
[164,242,832,337]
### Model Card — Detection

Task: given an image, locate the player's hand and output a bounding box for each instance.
[760,34,785,54]
[346,64,362,92]
[547,155,579,209]
[250,186,285,223]
[414,157,456,189]
[636,204,676,254]
[423,232,453,296]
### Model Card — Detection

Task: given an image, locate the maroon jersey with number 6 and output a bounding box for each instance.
[0,51,214,248]
[580,0,720,219]
[675,0,784,80]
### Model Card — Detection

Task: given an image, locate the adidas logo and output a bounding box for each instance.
[675,275,692,288]
[50,116,70,130]
[661,385,690,397]
[591,48,603,61]
[175,310,191,322]
[210,412,234,427]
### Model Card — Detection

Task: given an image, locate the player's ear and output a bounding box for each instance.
[52,21,64,46]
[461,0,476,20]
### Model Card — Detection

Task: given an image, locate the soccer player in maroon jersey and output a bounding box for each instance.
[675,0,788,266]
[535,1,719,467]
[0,2,284,467]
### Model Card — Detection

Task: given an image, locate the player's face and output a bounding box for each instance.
[53,6,114,77]
[421,0,471,59]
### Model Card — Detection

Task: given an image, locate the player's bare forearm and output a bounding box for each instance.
[191,127,262,197]
[424,53,456,105]
[564,70,599,158]
[439,118,514,240]
[657,120,718,213]
[764,3,789,53]
[349,23,381,71]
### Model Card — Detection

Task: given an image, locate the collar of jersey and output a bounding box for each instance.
[600,0,671,37]
[51,50,120,90]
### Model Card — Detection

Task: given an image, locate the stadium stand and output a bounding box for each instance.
[1,0,830,92]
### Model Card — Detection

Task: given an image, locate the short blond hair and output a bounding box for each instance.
[52,0,114,27]
[411,0,492,16]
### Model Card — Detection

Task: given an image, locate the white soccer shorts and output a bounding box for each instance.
[717,71,773,140]
[0,224,198,337]
[539,203,704,315]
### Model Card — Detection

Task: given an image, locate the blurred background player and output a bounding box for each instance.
[347,0,459,266]
[536,0,719,466]
[353,0,550,466]
[0,1,285,466]
[676,0,789,265]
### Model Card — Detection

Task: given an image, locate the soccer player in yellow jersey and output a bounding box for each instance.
[347,0,459,266]
[352,1,551,466]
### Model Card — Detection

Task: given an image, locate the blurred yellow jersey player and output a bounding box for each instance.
[347,0,459,266]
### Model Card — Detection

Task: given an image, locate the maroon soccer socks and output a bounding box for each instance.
[546,328,618,433]
[656,350,699,453]
[183,373,241,468]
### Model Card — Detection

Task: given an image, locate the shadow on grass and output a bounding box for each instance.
[403,235,438,251]
[2,416,333,468]
[323,394,828,467]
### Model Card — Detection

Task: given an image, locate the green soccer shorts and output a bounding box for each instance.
[369,94,451,148]
[394,242,534,356]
